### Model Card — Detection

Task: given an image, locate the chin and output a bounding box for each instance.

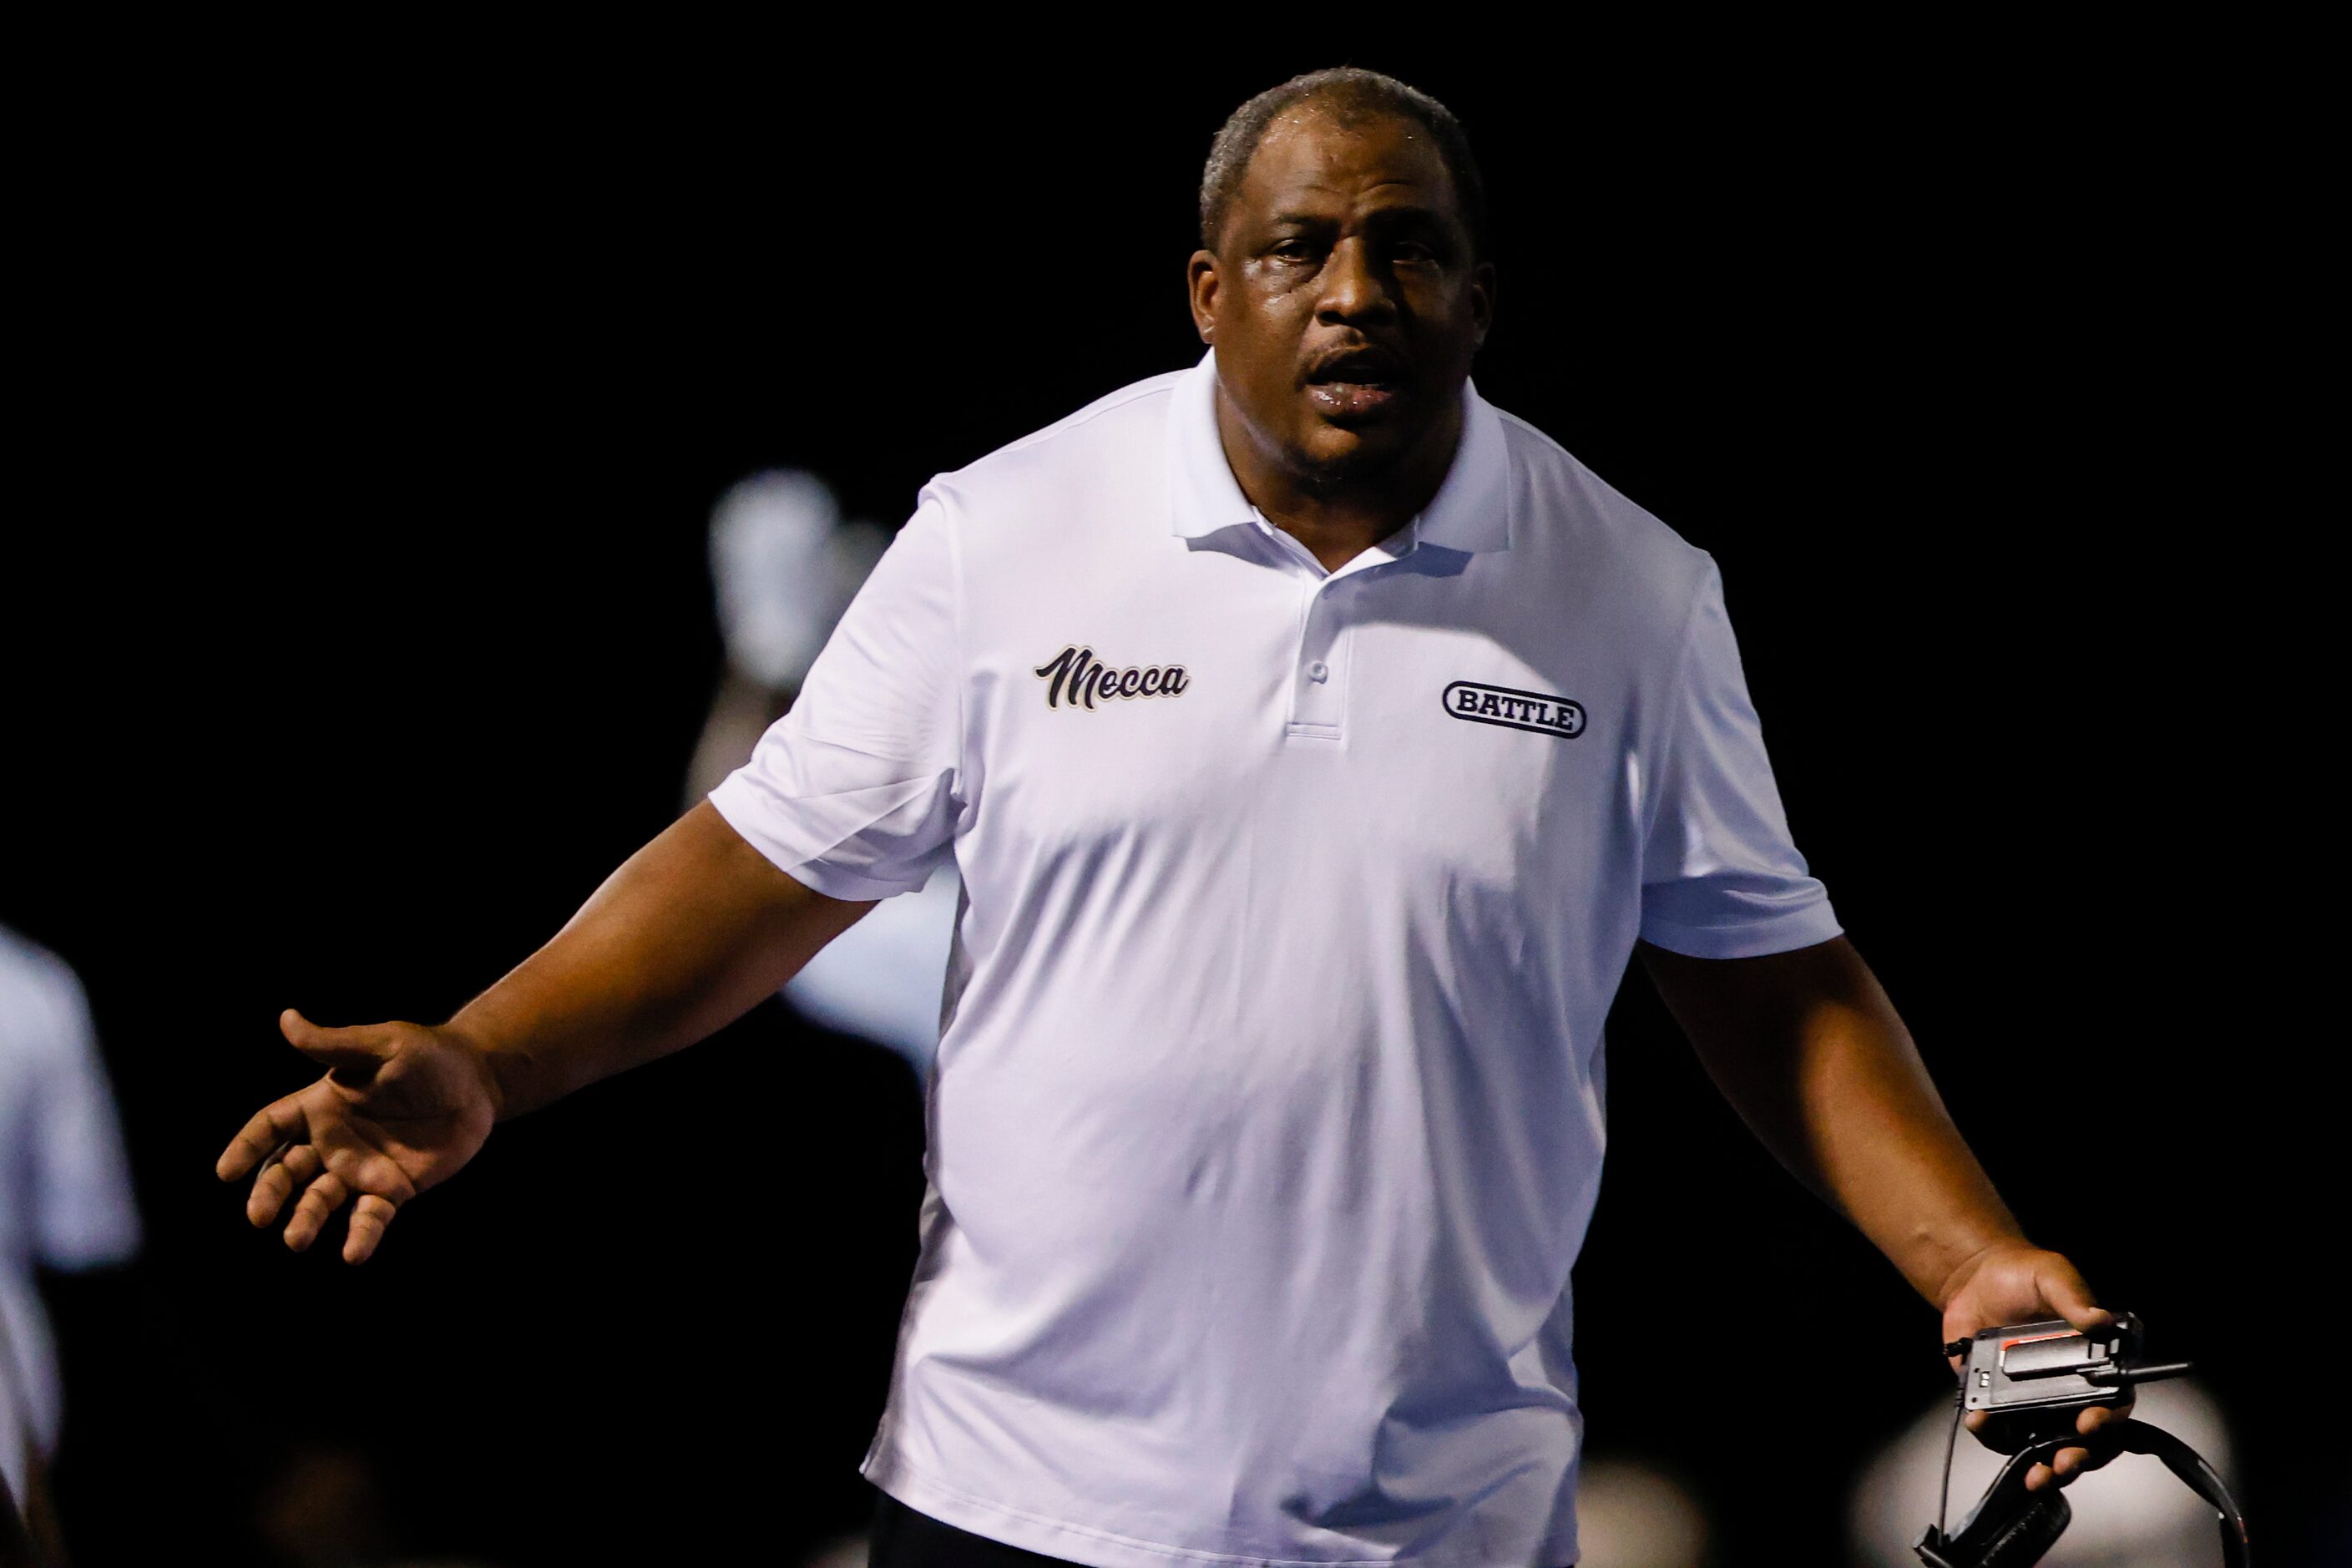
[1288,424,1409,493]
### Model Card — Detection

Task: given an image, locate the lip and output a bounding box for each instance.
[1304,343,1409,386]
[1302,343,1410,422]
[1307,382,1402,421]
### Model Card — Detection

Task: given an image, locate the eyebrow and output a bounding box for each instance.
[1262,201,1452,229]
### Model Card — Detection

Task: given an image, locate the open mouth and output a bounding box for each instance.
[1304,345,1409,420]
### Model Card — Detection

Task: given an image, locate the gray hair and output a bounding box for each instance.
[1198,68,1488,257]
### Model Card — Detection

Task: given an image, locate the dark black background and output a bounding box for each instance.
[10,36,2331,1565]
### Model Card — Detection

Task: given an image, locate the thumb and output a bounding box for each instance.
[280,1008,395,1081]
[2036,1256,2113,1333]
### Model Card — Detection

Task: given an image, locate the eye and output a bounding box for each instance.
[1391,240,1439,265]
[1267,236,1318,263]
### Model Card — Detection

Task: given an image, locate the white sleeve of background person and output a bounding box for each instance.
[1637,560,1843,958]
[707,496,961,900]
[29,952,141,1268]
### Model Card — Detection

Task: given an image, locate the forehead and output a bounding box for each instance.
[1234,104,1459,221]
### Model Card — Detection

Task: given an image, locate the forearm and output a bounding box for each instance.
[444,800,871,1117]
[1642,937,2026,1308]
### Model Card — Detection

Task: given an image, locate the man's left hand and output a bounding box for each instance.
[1939,1240,2132,1492]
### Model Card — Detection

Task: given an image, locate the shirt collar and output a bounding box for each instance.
[1166,348,1512,554]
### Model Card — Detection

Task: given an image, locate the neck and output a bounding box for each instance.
[1214,389,1463,574]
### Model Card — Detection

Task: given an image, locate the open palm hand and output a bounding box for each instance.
[216,1009,499,1262]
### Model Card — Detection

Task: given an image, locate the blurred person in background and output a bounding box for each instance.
[1570,1456,1710,1568]
[0,923,139,1538]
[255,1440,506,1568]
[215,68,2146,1565]
[689,469,959,1072]
[3,1307,66,1566]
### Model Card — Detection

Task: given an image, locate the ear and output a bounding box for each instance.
[1187,249,1221,344]
[1468,260,1497,351]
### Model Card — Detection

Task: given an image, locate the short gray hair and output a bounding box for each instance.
[1198,68,1487,257]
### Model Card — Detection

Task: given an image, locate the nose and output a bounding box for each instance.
[1315,236,1396,326]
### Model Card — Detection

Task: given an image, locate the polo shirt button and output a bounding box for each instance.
[1308,661,1329,682]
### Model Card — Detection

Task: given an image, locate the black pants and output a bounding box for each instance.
[866,1490,1576,1567]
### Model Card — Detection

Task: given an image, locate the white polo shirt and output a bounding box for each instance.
[711,352,1839,1567]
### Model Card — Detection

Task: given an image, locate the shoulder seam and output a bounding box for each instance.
[1639,555,1722,856]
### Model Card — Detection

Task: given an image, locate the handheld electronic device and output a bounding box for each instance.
[1912,1313,2250,1567]
[1956,1313,2188,1435]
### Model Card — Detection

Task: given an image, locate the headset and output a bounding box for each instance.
[1913,1313,2252,1567]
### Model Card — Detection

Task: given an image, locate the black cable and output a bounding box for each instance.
[1939,1379,1966,1537]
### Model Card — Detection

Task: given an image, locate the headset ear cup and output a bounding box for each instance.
[1928,1434,2080,1566]
[1970,1490,2070,1567]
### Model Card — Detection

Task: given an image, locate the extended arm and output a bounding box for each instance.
[451,799,868,1116]
[217,802,870,1260]
[1639,933,2123,1490]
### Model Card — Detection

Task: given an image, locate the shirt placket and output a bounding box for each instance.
[1255,518,1409,743]
[1287,570,1348,739]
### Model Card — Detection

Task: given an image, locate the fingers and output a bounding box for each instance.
[221,1040,419,1262]
[2078,1399,2131,1436]
[243,1153,404,1262]
[245,1142,321,1227]
[2028,1446,2091,1490]
[279,1172,402,1263]
[279,1008,394,1080]
[220,1011,401,1184]
[2035,1256,2112,1333]
[218,1098,306,1181]
[282,1171,349,1252]
[2021,1449,2086,1490]
[2022,1404,2135,1490]
[344,1195,398,1264]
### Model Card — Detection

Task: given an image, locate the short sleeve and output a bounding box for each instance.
[29,959,141,1267]
[1638,561,1843,959]
[707,494,961,900]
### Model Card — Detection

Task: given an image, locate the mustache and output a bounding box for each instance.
[1302,342,1409,385]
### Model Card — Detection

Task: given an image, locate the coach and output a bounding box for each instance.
[220,70,2124,1567]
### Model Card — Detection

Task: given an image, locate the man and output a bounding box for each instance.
[219,70,2124,1565]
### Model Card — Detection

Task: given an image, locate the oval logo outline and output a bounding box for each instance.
[1441,680,1586,738]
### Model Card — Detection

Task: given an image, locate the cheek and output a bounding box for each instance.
[1236,266,1320,326]
[1405,289,1483,369]
[1227,297,1310,381]
[1400,273,1470,320]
